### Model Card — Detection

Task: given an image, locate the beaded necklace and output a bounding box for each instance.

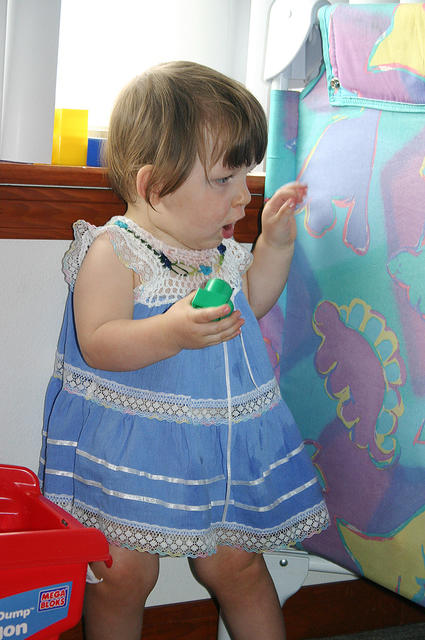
[113,219,226,277]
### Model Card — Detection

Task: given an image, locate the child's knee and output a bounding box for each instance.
[89,547,159,604]
[192,547,264,593]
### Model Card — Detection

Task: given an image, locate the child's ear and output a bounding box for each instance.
[136,165,153,200]
[136,165,160,205]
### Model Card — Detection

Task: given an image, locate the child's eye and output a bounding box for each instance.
[215,176,232,185]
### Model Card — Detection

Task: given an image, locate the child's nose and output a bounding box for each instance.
[233,181,251,209]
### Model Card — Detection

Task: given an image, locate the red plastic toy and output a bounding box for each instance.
[0,464,111,639]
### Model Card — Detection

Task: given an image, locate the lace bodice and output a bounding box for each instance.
[62,216,253,306]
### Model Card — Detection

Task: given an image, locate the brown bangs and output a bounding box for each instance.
[198,88,268,173]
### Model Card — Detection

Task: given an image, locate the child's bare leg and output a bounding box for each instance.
[191,546,286,640]
[83,545,159,640]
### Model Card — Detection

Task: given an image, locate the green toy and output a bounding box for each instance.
[191,278,234,319]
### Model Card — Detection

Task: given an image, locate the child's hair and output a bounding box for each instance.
[105,60,267,204]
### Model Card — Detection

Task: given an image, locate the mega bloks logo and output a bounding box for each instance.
[37,586,70,612]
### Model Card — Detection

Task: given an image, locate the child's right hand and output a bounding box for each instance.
[164,292,245,350]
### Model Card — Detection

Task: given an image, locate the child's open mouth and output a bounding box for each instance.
[222,223,234,239]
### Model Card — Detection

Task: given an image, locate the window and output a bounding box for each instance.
[55,0,253,132]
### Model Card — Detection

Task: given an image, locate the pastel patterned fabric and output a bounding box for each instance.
[39,217,329,558]
[261,3,425,605]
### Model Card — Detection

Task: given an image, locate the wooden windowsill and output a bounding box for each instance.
[0,162,265,241]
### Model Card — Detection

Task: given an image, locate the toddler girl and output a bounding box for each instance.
[39,61,329,640]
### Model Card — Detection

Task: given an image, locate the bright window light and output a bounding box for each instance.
[55,0,251,131]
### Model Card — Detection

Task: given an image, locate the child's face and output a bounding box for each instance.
[148,155,253,250]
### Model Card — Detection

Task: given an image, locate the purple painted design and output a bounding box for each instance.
[302,418,393,569]
[313,300,406,465]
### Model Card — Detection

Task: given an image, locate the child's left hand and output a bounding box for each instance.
[260,182,307,249]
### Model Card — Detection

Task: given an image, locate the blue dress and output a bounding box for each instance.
[39,216,329,557]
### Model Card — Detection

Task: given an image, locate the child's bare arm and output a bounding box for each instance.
[73,235,244,371]
[243,182,307,319]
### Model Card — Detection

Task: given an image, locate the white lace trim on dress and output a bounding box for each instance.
[62,217,253,306]
[57,357,281,425]
[45,496,330,557]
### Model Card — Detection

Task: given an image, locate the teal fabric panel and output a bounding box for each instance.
[264,89,299,200]
[260,3,425,606]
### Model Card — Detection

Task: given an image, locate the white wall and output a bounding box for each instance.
[0,240,68,470]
